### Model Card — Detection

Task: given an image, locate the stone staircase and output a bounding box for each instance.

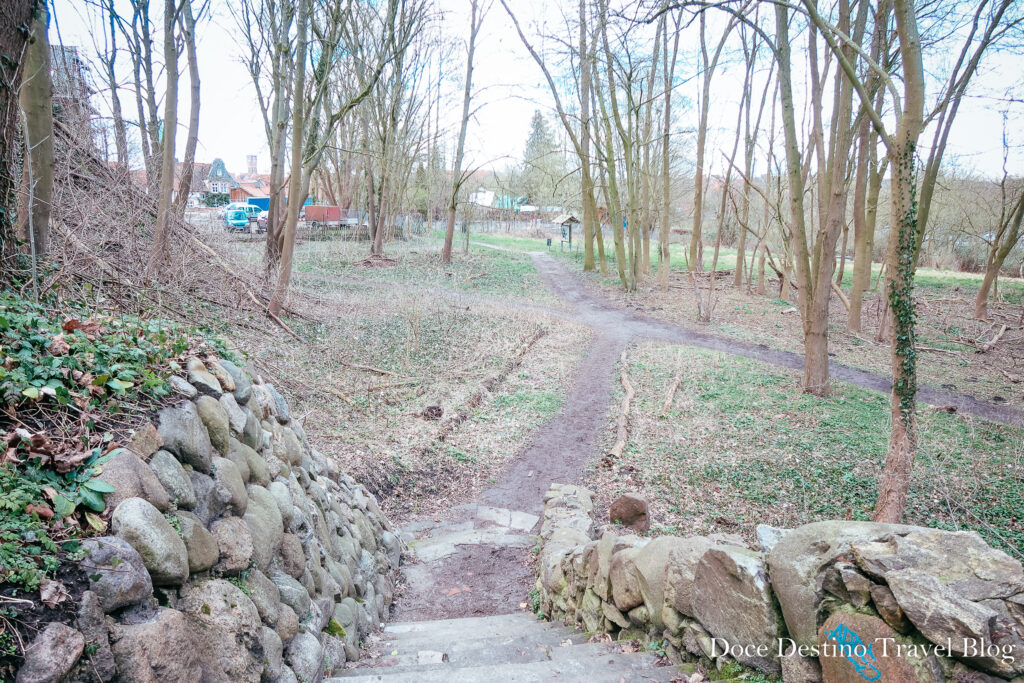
[329,612,681,682]
[328,503,682,681]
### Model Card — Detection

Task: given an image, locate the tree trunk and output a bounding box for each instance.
[975,194,1023,319]
[579,0,596,272]
[18,3,52,259]
[689,15,709,273]
[873,0,925,524]
[848,116,874,332]
[145,0,179,276]
[174,0,200,218]
[104,1,128,167]
[443,0,480,263]
[269,0,309,317]
[659,12,679,291]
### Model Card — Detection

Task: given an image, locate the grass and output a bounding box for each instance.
[214,231,590,520]
[467,229,1024,303]
[590,343,1024,559]
[491,390,564,418]
[227,235,561,306]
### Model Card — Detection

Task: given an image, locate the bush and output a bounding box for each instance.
[204,192,229,207]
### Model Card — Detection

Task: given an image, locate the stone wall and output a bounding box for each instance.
[535,484,1024,682]
[17,357,401,683]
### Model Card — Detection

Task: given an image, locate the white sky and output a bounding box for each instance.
[51,0,1024,180]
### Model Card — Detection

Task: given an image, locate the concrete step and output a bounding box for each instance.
[338,630,596,675]
[380,613,548,642]
[329,649,680,682]
[408,527,534,562]
[374,620,586,653]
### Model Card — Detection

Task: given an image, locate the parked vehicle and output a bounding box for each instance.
[256,211,268,233]
[224,202,261,222]
[225,209,250,231]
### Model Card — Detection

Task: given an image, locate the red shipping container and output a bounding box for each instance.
[303,205,341,223]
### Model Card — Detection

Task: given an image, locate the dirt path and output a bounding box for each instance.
[303,254,1024,428]
[528,253,1024,428]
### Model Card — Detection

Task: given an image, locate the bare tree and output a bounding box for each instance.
[689,11,734,273]
[174,0,205,217]
[976,129,1024,320]
[801,0,927,521]
[236,0,295,266]
[145,0,182,275]
[442,0,487,264]
[657,7,681,290]
[500,0,603,272]
[97,0,129,167]
[774,0,866,395]
[268,0,404,315]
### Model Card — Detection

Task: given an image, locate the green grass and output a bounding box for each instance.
[599,345,1024,558]
[289,237,559,304]
[468,231,740,273]
[467,230,1024,303]
[491,390,564,419]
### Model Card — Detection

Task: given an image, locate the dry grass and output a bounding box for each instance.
[214,232,590,521]
[588,342,1024,558]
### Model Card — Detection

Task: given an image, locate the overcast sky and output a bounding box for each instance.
[51,0,1023,180]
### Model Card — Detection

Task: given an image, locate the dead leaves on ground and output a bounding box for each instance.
[3,429,95,474]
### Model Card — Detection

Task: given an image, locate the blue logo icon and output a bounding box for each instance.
[824,623,882,681]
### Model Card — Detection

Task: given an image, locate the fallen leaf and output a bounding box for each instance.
[62,318,102,335]
[25,503,54,519]
[48,334,70,356]
[39,579,70,608]
[54,450,91,474]
[84,511,106,532]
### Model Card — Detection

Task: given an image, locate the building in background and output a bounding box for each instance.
[50,45,93,135]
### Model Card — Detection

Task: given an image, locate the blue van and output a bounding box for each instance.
[225,209,250,231]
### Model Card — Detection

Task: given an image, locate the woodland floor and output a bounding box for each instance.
[213,225,1024,622]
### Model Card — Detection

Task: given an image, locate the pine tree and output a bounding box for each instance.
[520,110,563,206]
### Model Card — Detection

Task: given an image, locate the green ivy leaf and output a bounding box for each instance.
[52,493,76,519]
[81,479,115,494]
[106,378,132,393]
[22,386,41,399]
[79,488,106,512]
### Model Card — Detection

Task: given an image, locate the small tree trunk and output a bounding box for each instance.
[175,0,200,218]
[19,3,52,258]
[104,1,128,167]
[873,0,925,524]
[975,194,1023,319]
[659,14,679,291]
[269,0,309,317]
[836,221,849,286]
[145,0,179,276]
[443,0,480,263]
[756,240,767,295]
